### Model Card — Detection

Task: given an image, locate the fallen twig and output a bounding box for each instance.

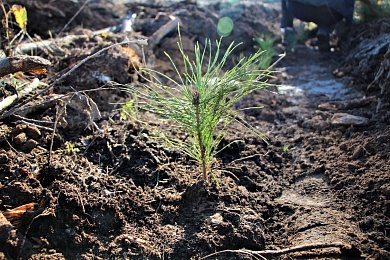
[12,114,54,125]
[5,93,67,118]
[0,56,51,77]
[200,242,349,259]
[14,35,86,55]
[0,78,40,112]
[16,120,54,132]
[148,16,181,50]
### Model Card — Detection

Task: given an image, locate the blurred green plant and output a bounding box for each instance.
[65,142,79,155]
[124,32,271,183]
[356,0,390,22]
[255,34,275,70]
[120,99,137,121]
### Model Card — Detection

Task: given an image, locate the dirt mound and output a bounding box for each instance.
[341,19,390,109]
[3,0,124,37]
[0,1,389,259]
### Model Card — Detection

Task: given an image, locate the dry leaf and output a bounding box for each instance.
[11,5,28,30]
[121,46,141,70]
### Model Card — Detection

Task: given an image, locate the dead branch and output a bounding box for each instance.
[0,78,40,112]
[148,16,181,50]
[0,56,51,77]
[7,93,67,118]
[16,120,54,132]
[14,35,87,55]
[200,242,350,259]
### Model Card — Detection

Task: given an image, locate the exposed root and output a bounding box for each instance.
[201,242,352,259]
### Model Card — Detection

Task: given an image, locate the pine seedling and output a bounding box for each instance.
[126,32,272,182]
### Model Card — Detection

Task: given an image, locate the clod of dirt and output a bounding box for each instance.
[24,139,38,151]
[9,125,42,152]
[24,126,41,140]
[330,113,370,126]
[342,20,390,108]
[10,124,26,136]
[0,153,8,164]
[302,115,330,131]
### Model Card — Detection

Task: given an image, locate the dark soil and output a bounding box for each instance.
[0,1,389,259]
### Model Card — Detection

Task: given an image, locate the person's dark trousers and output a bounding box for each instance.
[281,0,344,50]
[281,0,344,29]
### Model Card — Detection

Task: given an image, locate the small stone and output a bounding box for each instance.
[206,213,224,225]
[331,113,369,126]
[14,132,27,145]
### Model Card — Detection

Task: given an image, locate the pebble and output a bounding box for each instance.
[14,132,27,145]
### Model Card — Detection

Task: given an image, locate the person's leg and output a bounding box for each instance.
[316,27,332,51]
[281,0,296,51]
[286,1,344,51]
[286,1,343,27]
[281,0,294,29]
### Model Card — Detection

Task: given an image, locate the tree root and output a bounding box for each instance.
[201,242,354,259]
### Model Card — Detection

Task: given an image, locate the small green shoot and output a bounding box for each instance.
[255,34,275,70]
[65,142,79,155]
[283,144,289,153]
[120,99,137,121]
